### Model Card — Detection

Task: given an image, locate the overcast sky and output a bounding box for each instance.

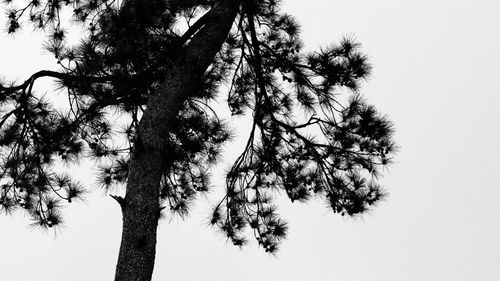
[1,0,500,280]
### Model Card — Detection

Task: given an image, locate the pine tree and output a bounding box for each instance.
[1,0,396,280]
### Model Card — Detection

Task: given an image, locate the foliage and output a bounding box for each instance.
[0,0,396,253]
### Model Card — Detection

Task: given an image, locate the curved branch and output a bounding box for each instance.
[0,70,112,95]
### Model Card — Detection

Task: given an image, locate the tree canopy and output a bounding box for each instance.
[0,0,396,255]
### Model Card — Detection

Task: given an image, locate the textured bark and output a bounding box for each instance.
[114,1,240,281]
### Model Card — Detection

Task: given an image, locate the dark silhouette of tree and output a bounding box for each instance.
[0,0,396,280]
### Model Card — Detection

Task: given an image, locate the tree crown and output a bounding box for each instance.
[0,0,396,253]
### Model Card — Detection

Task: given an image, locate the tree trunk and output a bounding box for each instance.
[113,1,240,281]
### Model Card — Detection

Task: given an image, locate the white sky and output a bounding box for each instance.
[1,0,500,280]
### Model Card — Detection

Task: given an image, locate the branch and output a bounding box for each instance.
[182,0,240,76]
[177,10,212,47]
[246,13,268,103]
[0,70,112,95]
[110,195,126,207]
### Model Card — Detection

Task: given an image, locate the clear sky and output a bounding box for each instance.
[1,1,500,280]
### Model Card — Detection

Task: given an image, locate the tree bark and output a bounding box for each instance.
[113,1,240,281]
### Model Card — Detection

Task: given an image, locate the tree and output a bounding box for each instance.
[0,0,396,280]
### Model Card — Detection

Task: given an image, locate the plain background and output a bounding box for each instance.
[1,0,500,280]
